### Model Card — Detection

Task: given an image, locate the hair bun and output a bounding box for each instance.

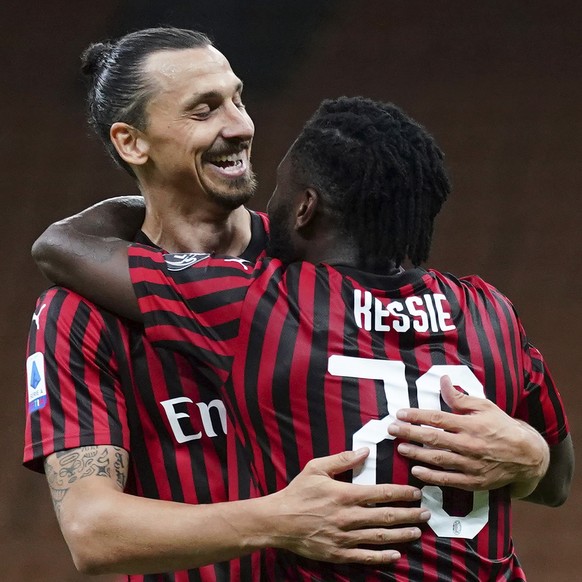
[81,42,114,76]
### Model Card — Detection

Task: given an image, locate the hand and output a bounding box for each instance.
[387,375,549,497]
[270,447,430,565]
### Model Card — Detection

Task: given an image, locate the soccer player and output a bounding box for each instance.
[32,96,574,580]
[23,28,431,580]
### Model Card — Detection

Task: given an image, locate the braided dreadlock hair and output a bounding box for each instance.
[288,96,450,271]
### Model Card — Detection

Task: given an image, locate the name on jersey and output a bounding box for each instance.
[354,290,456,333]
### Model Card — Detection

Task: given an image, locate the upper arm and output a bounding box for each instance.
[44,445,129,522]
[515,330,573,505]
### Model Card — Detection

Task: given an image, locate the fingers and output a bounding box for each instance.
[348,482,423,506]
[388,420,473,453]
[408,465,493,491]
[341,505,430,530]
[324,547,404,565]
[306,448,370,477]
[332,525,423,553]
[396,442,466,469]
[439,375,478,413]
[394,375,492,431]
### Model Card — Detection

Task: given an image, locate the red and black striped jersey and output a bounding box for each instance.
[129,249,569,582]
[23,210,269,582]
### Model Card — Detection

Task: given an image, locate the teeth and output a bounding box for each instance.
[211,153,242,163]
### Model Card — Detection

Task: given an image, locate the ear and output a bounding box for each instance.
[294,188,319,232]
[110,122,150,167]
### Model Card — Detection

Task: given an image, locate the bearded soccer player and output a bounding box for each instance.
[31,97,573,580]
[24,29,437,580]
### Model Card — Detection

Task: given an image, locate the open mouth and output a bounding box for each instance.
[205,151,248,177]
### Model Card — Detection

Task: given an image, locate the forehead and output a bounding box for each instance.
[144,46,241,105]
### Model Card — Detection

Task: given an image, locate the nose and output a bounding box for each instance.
[221,102,254,142]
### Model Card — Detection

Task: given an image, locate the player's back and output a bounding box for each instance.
[229,261,557,581]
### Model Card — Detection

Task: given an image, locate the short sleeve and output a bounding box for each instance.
[23,287,130,472]
[514,321,569,446]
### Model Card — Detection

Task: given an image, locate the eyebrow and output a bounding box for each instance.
[183,81,244,111]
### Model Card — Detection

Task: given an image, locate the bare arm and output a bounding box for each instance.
[45,445,429,575]
[388,375,574,506]
[32,197,144,320]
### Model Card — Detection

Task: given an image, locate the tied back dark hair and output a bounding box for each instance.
[81,27,213,177]
[289,96,450,270]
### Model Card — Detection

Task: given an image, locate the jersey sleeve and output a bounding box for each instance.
[128,245,255,371]
[515,328,570,446]
[23,287,130,473]
[463,276,569,447]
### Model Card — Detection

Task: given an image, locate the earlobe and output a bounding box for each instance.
[110,122,149,167]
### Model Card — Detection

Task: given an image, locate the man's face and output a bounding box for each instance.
[140,46,256,209]
[266,151,300,263]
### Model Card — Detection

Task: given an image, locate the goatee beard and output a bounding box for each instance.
[207,171,258,211]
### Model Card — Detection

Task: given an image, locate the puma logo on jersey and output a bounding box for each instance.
[32,304,47,330]
[224,258,251,270]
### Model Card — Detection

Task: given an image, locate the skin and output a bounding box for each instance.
[111,46,258,254]
[31,47,431,575]
[44,445,426,574]
[33,150,573,524]
[389,376,572,505]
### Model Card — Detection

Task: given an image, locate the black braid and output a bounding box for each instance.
[289,96,450,271]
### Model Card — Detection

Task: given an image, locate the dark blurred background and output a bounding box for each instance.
[1,1,580,580]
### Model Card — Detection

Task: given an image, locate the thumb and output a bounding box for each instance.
[440,375,481,413]
[308,447,370,477]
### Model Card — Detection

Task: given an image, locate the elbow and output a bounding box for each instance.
[31,226,67,285]
[541,480,571,508]
[60,500,121,574]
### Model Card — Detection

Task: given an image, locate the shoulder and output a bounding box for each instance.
[30,286,128,338]
[428,269,512,302]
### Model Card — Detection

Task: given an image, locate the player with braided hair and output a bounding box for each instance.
[24,30,435,580]
[32,95,572,580]
[268,97,448,270]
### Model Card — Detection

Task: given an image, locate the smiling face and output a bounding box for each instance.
[138,46,256,209]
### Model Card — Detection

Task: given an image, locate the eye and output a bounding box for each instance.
[191,105,212,120]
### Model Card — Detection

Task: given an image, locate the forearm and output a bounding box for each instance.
[61,479,274,574]
[56,447,428,574]
[32,196,144,285]
[31,197,142,319]
[519,434,573,506]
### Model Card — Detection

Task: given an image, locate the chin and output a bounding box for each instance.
[206,175,257,210]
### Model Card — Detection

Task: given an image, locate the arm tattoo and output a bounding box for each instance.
[44,446,128,520]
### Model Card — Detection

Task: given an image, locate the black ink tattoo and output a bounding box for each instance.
[44,446,128,521]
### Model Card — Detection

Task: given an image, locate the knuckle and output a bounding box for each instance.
[428,411,443,426]
[425,430,441,446]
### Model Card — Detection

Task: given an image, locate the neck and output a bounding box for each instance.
[140,189,252,255]
[302,233,360,268]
